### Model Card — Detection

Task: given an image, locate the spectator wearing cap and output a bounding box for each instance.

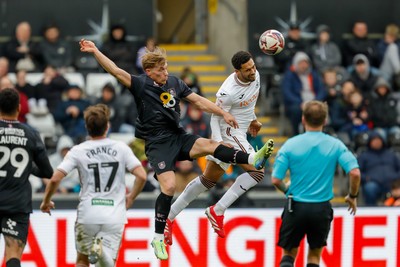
[377,24,400,88]
[342,21,379,68]
[357,131,400,206]
[275,22,308,72]
[281,51,327,136]
[310,25,343,74]
[349,54,379,98]
[54,84,90,142]
[367,77,400,141]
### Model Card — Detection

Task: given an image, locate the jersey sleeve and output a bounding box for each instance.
[216,90,233,113]
[178,78,194,98]
[122,144,142,171]
[210,114,223,142]
[57,147,79,174]
[337,141,359,173]
[271,145,289,180]
[129,75,145,99]
[31,130,53,178]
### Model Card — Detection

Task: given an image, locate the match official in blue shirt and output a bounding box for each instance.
[271,100,360,267]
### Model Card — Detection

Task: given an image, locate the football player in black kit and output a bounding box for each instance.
[0,88,53,267]
[80,39,274,260]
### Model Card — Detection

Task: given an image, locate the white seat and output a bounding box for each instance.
[85,73,119,98]
[26,113,57,138]
[108,133,135,144]
[25,73,44,85]
[63,72,85,89]
[7,73,16,84]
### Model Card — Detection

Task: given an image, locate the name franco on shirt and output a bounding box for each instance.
[86,146,118,159]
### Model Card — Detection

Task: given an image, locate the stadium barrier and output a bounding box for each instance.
[0,207,399,267]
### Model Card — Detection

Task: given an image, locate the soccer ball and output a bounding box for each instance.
[259,29,285,55]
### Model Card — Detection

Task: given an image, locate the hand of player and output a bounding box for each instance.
[125,195,135,209]
[344,195,357,215]
[79,39,98,53]
[248,120,262,137]
[40,201,55,216]
[222,112,238,129]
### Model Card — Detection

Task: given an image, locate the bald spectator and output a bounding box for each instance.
[3,21,43,72]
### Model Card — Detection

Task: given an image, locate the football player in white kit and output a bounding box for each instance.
[165,51,274,244]
[41,104,147,267]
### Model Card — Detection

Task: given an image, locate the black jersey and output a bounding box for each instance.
[0,120,53,214]
[129,74,193,141]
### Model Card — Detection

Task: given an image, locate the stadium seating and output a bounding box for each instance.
[85,73,119,97]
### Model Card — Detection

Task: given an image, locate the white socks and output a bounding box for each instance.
[214,172,257,215]
[168,176,208,221]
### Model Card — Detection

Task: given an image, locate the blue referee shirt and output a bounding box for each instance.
[272,131,359,202]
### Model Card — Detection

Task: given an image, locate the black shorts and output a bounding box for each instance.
[278,200,333,250]
[145,133,200,175]
[0,213,30,244]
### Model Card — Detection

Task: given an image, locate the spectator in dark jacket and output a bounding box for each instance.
[35,65,70,114]
[274,22,308,72]
[94,83,123,132]
[358,131,400,206]
[54,85,90,142]
[368,77,400,141]
[39,23,73,72]
[3,21,43,72]
[281,51,327,135]
[342,21,379,67]
[349,54,379,98]
[101,24,136,74]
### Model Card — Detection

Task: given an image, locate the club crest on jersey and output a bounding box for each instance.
[158,161,166,170]
[160,92,176,108]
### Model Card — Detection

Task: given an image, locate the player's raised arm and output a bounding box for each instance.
[79,39,131,87]
[185,92,238,128]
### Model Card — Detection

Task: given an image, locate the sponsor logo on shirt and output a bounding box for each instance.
[160,92,176,108]
[91,199,114,206]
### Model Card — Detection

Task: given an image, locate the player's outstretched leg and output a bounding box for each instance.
[88,237,103,264]
[151,238,168,260]
[205,205,226,238]
[253,139,274,170]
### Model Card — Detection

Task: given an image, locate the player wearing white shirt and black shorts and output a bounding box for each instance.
[41,104,147,267]
[165,51,274,244]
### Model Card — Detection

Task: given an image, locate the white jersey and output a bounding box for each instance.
[207,71,261,169]
[57,138,142,224]
[211,71,260,142]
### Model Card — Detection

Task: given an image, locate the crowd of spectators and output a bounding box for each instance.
[2,19,400,206]
[271,20,400,206]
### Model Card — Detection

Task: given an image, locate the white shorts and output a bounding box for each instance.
[207,127,255,171]
[75,223,124,260]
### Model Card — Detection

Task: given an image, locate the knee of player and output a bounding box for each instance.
[248,170,264,183]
